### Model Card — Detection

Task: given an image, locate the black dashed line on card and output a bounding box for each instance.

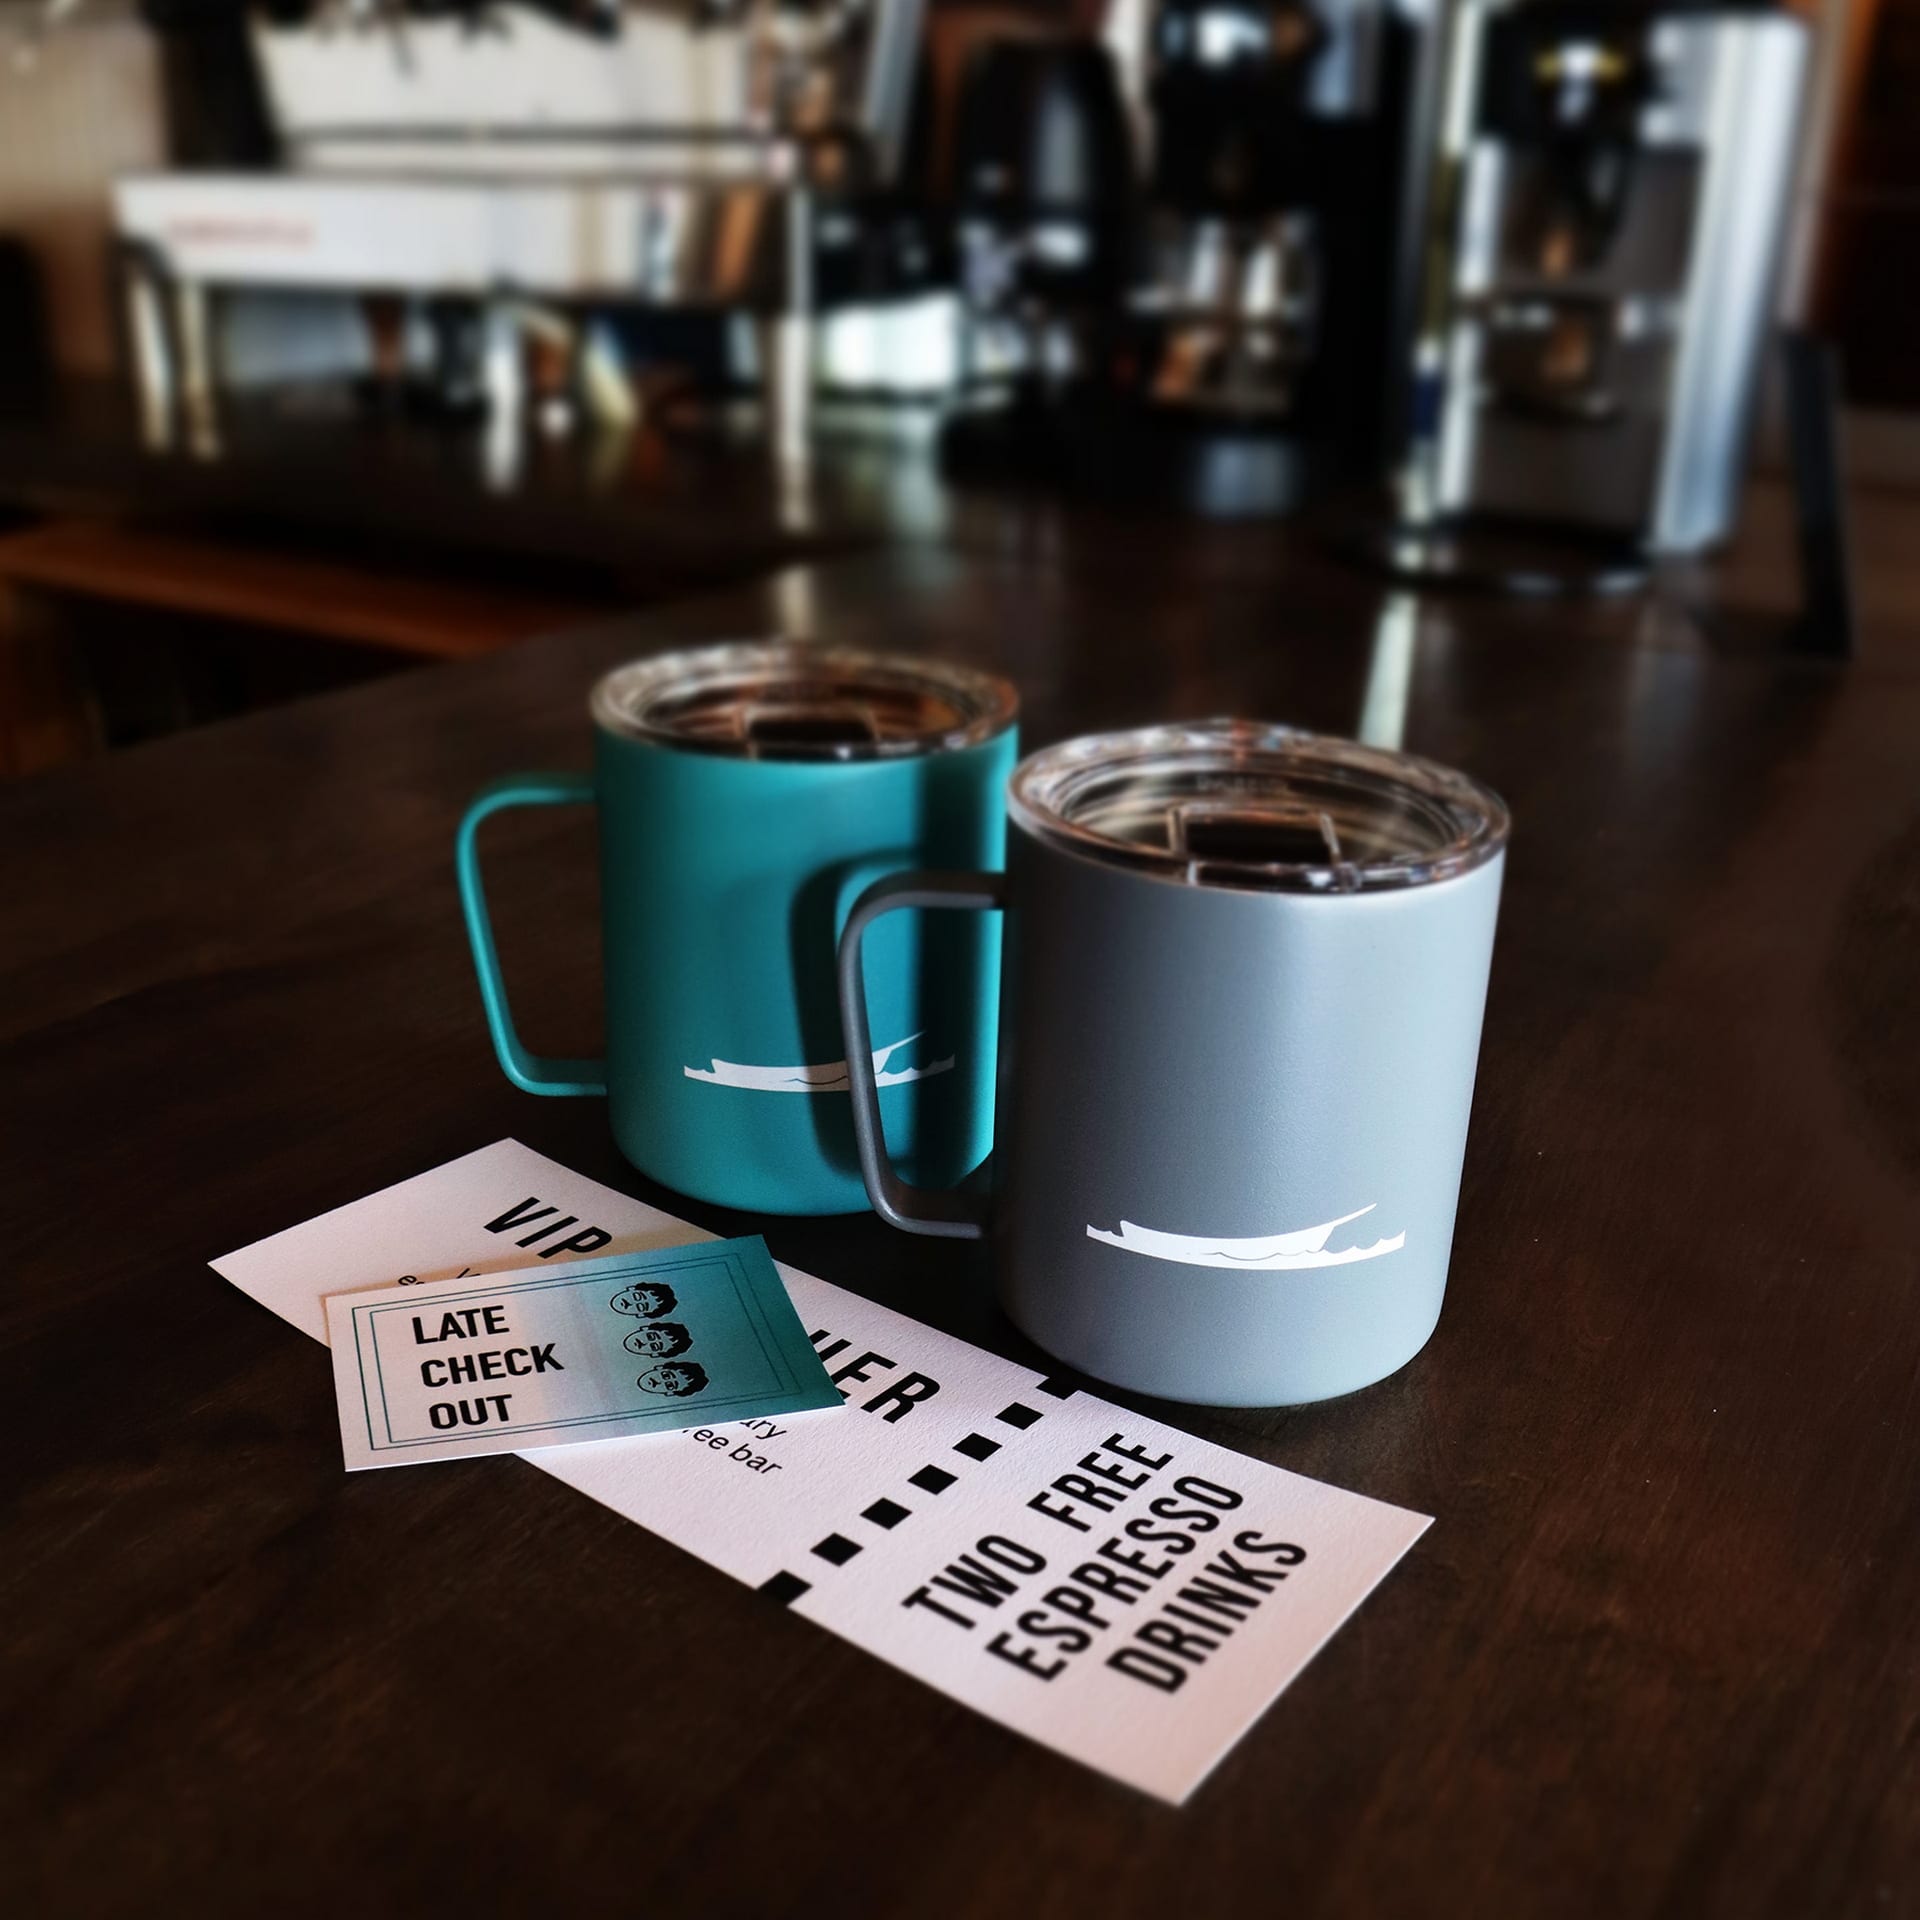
[953,1432,1000,1462]
[909,1464,957,1495]
[759,1571,811,1606]
[996,1402,1042,1430]
[1036,1376,1077,1399]
[863,1497,910,1529]
[812,1533,861,1566]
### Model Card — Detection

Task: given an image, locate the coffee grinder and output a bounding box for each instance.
[1381,0,1811,588]
[943,0,1440,517]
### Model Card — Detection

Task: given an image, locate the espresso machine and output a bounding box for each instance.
[114,0,931,464]
[944,0,1440,516]
[1394,0,1810,580]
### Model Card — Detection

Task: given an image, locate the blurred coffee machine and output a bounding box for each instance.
[1132,0,1328,431]
[1394,0,1810,582]
[945,0,1440,516]
[116,0,932,464]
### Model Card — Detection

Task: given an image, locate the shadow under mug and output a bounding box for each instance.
[456,641,1019,1216]
[838,722,1509,1404]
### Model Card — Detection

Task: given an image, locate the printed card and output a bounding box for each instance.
[326,1238,842,1470]
[214,1139,1431,1802]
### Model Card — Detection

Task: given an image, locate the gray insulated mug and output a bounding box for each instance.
[837,722,1509,1407]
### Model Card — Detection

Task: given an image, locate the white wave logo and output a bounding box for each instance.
[1087,1203,1406,1271]
[684,1031,954,1095]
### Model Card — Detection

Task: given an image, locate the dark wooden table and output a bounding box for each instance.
[5,536,1918,1918]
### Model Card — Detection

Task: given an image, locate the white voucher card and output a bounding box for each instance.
[213,1140,1430,1802]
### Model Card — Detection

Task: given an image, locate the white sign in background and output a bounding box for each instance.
[213,1140,1430,1802]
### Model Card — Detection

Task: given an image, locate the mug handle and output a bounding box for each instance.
[837,868,1007,1239]
[455,773,609,1097]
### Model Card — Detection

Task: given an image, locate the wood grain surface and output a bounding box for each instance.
[3,538,1917,1919]
[0,519,602,661]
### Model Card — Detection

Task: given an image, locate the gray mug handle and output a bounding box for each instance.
[837,868,1008,1239]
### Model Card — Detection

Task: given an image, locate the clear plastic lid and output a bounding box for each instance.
[592,641,1018,763]
[1009,721,1509,893]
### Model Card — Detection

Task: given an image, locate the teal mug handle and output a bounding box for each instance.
[455,773,608,1097]
[837,868,1006,1238]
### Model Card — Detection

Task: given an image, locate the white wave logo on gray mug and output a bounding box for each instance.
[1087,1203,1406,1271]
[685,1031,954,1095]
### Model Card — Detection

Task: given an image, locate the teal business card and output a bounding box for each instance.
[326,1236,843,1470]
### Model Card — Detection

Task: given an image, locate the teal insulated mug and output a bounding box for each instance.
[457,641,1019,1214]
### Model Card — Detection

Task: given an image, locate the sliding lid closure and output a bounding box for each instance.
[592,641,1018,763]
[1008,721,1509,893]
